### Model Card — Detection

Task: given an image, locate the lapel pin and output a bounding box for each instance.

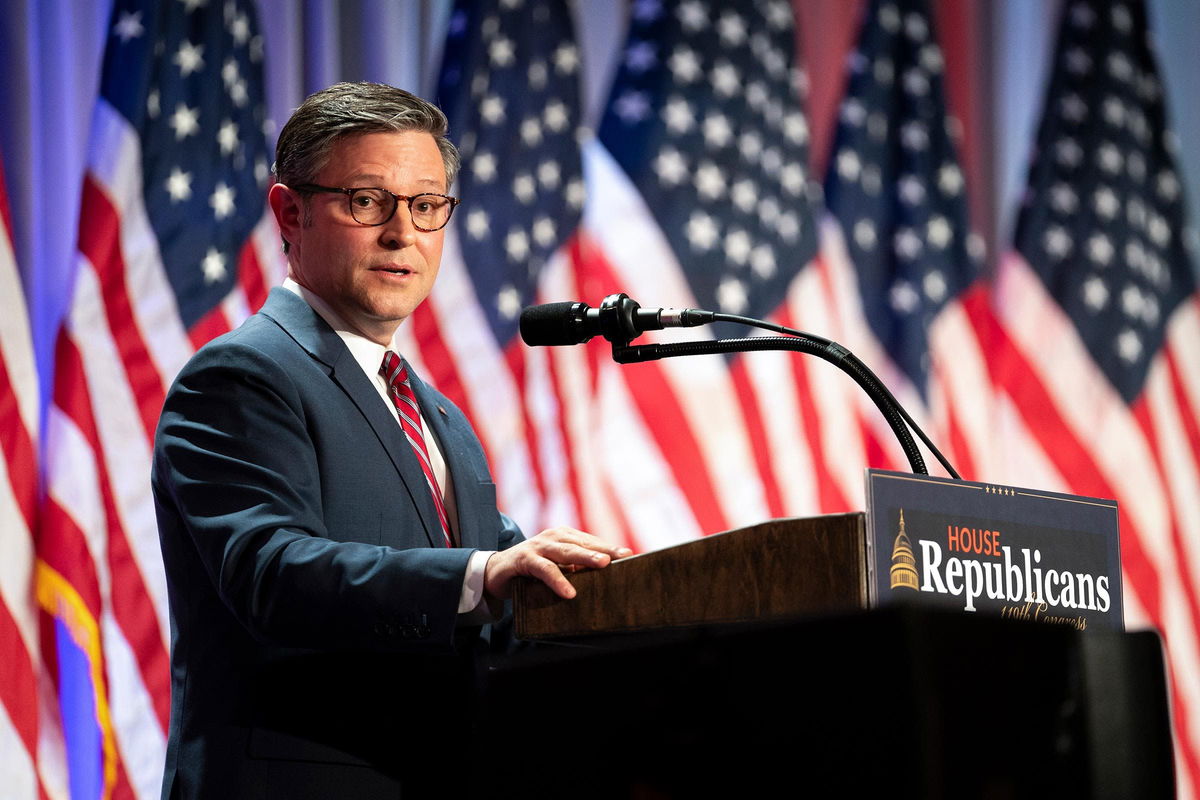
[438,405,448,417]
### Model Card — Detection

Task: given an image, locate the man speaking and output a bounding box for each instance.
[152,82,628,798]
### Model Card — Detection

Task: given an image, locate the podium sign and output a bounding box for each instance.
[865,470,1123,631]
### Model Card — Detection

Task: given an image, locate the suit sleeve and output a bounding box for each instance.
[153,336,477,654]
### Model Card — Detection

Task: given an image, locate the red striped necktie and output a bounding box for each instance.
[380,351,452,547]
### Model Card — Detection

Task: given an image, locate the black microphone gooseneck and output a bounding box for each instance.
[519,294,960,479]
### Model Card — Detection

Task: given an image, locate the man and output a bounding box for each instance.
[152,82,628,799]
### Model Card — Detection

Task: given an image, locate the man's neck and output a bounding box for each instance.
[283,277,400,347]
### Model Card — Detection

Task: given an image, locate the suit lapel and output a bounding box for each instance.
[258,289,445,548]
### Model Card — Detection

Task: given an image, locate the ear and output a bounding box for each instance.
[269,182,303,249]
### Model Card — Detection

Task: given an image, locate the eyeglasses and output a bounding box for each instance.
[294,184,459,232]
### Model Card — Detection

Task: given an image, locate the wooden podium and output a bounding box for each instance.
[513,513,869,639]
[494,514,1176,798]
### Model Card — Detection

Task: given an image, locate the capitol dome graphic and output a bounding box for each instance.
[890,509,919,591]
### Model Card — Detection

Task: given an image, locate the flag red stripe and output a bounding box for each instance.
[570,238,730,535]
[104,523,170,729]
[50,334,170,728]
[237,238,269,312]
[407,302,501,486]
[729,358,786,519]
[1132,400,1200,634]
[112,747,136,800]
[1164,348,1200,486]
[600,476,638,553]
[504,340,549,522]
[983,333,1154,601]
[0,162,14,237]
[76,176,165,443]
[980,308,1200,778]
[777,303,855,514]
[0,600,39,758]
[542,345,586,532]
[0,359,37,525]
[970,307,1164,607]
[940,385,977,481]
[37,501,104,620]
[1132,406,1200,790]
[187,306,232,353]
[861,419,894,475]
[616,358,729,534]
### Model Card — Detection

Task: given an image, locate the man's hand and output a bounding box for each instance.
[483,527,631,601]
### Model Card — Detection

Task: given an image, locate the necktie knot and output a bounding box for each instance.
[381,350,407,390]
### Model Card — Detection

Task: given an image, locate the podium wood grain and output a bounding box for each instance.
[513,513,869,639]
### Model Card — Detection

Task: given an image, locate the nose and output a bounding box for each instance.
[378,202,418,249]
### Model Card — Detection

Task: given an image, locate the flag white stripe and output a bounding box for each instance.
[102,612,165,800]
[36,681,69,800]
[0,229,38,437]
[427,229,540,526]
[45,406,109,596]
[0,703,37,800]
[47,404,168,797]
[815,218,940,479]
[0,451,37,655]
[743,344,821,516]
[1168,299,1200,422]
[523,250,581,530]
[997,256,1200,774]
[584,140,770,529]
[65,259,169,644]
[250,212,288,297]
[598,362,703,549]
[929,302,996,479]
[87,101,192,390]
[539,252,629,542]
[218,288,251,331]
[1145,358,1200,615]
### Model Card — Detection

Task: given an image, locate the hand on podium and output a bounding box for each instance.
[484,527,632,601]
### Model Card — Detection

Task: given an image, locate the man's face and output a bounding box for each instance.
[271,130,448,344]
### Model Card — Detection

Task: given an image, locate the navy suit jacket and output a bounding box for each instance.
[152,288,523,798]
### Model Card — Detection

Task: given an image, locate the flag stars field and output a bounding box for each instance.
[169,104,200,140]
[201,248,226,284]
[113,10,143,42]
[174,41,204,76]
[209,182,234,220]
[165,168,192,202]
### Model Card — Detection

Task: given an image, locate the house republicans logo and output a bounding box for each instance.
[889,508,1111,630]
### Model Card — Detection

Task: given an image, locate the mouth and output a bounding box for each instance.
[371,265,414,276]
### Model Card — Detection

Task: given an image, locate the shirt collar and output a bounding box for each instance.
[282,277,401,378]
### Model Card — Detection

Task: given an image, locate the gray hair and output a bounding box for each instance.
[274,81,460,187]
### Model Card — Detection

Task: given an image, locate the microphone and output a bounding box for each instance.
[519,293,713,346]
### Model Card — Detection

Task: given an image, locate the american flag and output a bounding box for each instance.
[38,1,283,797]
[1,157,65,800]
[985,0,1200,792]
[814,0,994,502]
[415,0,587,535]
[584,0,834,535]
[570,0,826,545]
[412,0,823,551]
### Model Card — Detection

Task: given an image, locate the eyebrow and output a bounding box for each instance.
[344,174,446,191]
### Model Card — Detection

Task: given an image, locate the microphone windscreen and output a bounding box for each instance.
[519,302,589,346]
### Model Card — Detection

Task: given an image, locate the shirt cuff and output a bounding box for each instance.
[457,550,497,621]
